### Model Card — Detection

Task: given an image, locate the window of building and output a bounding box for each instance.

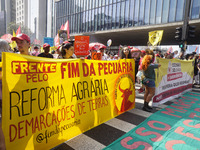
[106,0,109,5]
[129,0,134,26]
[88,10,92,31]
[124,0,129,27]
[83,11,86,32]
[144,0,150,25]
[101,6,105,30]
[98,7,101,30]
[98,0,101,7]
[81,0,84,12]
[85,10,89,32]
[116,2,120,28]
[169,0,177,22]
[105,5,109,29]
[92,0,95,8]
[108,4,112,29]
[150,0,156,24]
[89,0,92,10]
[134,0,139,26]
[156,0,162,24]
[94,8,98,31]
[176,0,184,21]
[91,9,95,31]
[191,0,200,19]
[139,0,145,25]
[112,3,116,29]
[102,0,105,6]
[162,0,170,23]
[120,0,125,28]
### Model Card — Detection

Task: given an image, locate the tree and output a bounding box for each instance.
[7,22,33,37]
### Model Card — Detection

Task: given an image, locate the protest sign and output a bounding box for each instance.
[153,58,193,106]
[74,36,90,56]
[2,52,135,150]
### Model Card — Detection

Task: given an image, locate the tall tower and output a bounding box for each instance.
[16,0,28,26]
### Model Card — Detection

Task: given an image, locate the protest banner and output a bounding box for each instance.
[74,36,90,56]
[153,58,193,106]
[148,30,163,46]
[2,52,135,150]
[104,91,200,149]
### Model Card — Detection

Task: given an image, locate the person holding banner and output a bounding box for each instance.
[0,39,12,150]
[60,42,74,59]
[120,46,132,59]
[11,33,31,55]
[142,55,161,112]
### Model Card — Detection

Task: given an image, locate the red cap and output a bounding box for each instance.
[155,54,160,57]
[43,43,50,48]
[141,50,146,54]
[99,45,106,50]
[63,41,70,44]
[11,33,30,43]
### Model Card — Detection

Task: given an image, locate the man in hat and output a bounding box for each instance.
[11,33,30,55]
[38,43,53,58]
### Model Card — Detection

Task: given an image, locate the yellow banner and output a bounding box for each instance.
[148,30,163,46]
[2,52,135,150]
[153,58,193,106]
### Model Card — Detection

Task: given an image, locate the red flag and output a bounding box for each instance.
[167,46,173,53]
[16,26,21,35]
[54,33,60,47]
[60,24,64,30]
[63,20,70,39]
[195,46,198,52]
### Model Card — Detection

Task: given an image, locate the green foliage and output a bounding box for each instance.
[7,22,33,37]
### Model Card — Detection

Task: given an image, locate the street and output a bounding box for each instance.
[52,84,200,150]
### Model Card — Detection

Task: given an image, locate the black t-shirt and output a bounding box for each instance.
[38,53,54,58]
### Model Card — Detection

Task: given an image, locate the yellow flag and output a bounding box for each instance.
[9,30,17,50]
[149,30,164,46]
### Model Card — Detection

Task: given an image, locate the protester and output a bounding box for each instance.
[0,39,12,150]
[60,42,74,59]
[114,54,119,60]
[38,43,53,58]
[85,47,97,59]
[99,46,108,60]
[120,46,131,59]
[197,60,200,85]
[11,33,30,55]
[142,55,161,112]
[178,51,184,60]
[163,52,169,59]
[31,46,40,56]
[194,54,199,85]
[137,50,146,93]
[174,50,179,58]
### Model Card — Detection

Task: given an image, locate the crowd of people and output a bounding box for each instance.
[0,33,200,150]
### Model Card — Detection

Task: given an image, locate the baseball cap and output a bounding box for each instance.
[11,33,30,43]
[43,43,50,48]
[141,50,146,54]
[63,40,70,44]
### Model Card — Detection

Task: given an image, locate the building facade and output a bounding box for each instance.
[16,0,28,26]
[55,0,200,46]
[28,0,54,43]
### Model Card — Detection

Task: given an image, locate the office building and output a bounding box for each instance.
[55,0,200,46]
